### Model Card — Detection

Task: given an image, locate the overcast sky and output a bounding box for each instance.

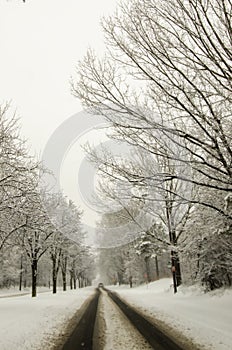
[0,0,117,152]
[0,0,118,240]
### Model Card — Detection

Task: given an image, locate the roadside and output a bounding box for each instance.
[110,278,232,350]
[0,287,51,298]
[1,279,231,350]
[0,287,95,350]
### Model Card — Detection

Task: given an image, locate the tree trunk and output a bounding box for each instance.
[155,255,159,280]
[53,278,57,294]
[227,273,231,286]
[171,250,177,294]
[23,263,27,289]
[117,272,123,285]
[62,271,66,291]
[171,249,182,292]
[52,258,57,294]
[24,277,27,289]
[166,200,182,293]
[70,272,73,290]
[61,256,67,291]
[175,252,182,287]
[85,278,89,287]
[145,256,151,282]
[19,255,23,291]
[31,259,37,297]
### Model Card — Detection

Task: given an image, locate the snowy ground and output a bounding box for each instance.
[110,278,232,350]
[97,290,153,350]
[0,279,231,350]
[0,287,95,350]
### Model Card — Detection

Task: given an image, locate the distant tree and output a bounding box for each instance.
[97,245,127,286]
[0,246,21,288]
[181,190,232,290]
[47,193,84,293]
[135,224,165,283]
[90,145,193,291]
[17,187,55,297]
[60,238,71,291]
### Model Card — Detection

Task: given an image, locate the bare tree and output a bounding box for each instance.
[88,142,194,291]
[47,192,84,293]
[73,0,232,218]
[0,104,38,251]
[18,189,54,297]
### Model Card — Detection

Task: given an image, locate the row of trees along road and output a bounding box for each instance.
[0,104,95,297]
[73,0,232,292]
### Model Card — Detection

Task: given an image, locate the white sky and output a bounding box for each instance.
[0,0,118,239]
[0,0,117,151]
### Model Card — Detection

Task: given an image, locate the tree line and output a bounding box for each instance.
[73,0,232,292]
[0,104,95,297]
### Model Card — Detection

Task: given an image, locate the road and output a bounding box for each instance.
[62,289,100,350]
[56,287,195,350]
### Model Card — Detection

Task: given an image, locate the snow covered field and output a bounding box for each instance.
[0,279,231,350]
[0,287,95,350]
[111,278,232,350]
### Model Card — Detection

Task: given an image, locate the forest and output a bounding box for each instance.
[73,0,232,293]
[1,0,232,296]
[0,104,95,296]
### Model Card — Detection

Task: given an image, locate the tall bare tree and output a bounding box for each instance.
[73,0,232,219]
[0,104,38,251]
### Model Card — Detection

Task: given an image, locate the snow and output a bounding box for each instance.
[0,287,95,350]
[109,278,232,350]
[99,290,152,349]
[0,280,231,349]
[0,286,50,298]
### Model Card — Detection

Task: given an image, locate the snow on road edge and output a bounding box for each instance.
[109,278,232,350]
[0,287,95,350]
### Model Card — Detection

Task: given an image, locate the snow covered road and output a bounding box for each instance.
[96,290,153,350]
[0,279,231,350]
[111,279,232,350]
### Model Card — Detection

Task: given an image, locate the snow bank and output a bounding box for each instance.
[0,287,95,350]
[110,278,232,350]
[1,280,231,350]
